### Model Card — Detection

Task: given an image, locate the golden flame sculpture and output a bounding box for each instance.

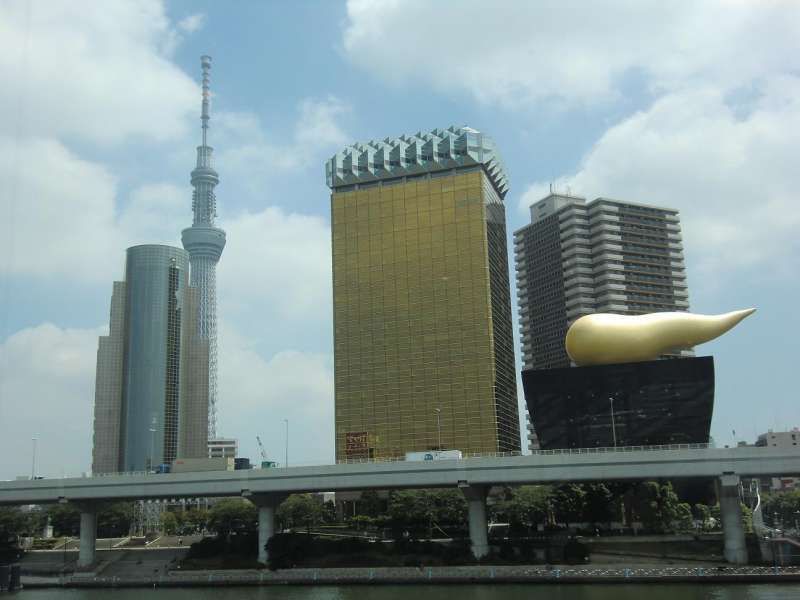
[565,309,756,366]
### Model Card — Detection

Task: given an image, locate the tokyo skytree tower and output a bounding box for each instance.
[182,56,226,439]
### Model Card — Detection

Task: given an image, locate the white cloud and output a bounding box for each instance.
[0,136,194,282]
[215,95,350,179]
[217,324,334,465]
[518,76,800,277]
[0,137,122,279]
[1,111,339,293]
[119,183,186,247]
[0,319,334,480]
[0,0,197,144]
[218,206,332,323]
[0,323,103,479]
[177,13,206,34]
[342,0,800,108]
[295,96,350,149]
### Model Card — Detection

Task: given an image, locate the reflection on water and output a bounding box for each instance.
[18,585,800,600]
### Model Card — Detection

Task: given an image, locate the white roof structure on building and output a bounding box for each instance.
[326,126,509,198]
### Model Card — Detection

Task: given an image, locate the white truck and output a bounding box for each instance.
[404,450,463,461]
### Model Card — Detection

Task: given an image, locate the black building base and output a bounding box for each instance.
[522,357,714,450]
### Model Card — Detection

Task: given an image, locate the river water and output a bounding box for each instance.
[15,585,800,599]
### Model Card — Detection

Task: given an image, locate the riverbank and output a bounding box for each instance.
[21,564,800,588]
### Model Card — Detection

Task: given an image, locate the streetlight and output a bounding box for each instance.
[608,397,618,448]
[283,419,289,468]
[31,437,38,480]
[434,408,442,451]
[149,416,157,472]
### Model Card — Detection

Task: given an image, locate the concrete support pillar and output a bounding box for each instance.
[257,504,276,565]
[250,493,287,565]
[460,484,489,559]
[719,474,748,565]
[77,504,98,568]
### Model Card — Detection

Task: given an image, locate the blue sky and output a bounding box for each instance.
[1,0,798,479]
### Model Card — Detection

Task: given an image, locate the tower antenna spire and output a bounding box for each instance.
[183,54,226,442]
[200,55,211,147]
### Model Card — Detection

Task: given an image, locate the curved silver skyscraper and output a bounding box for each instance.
[182,55,225,439]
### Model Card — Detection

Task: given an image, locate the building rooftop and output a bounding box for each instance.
[326,125,509,198]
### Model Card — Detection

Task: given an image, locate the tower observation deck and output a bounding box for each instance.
[182,55,226,439]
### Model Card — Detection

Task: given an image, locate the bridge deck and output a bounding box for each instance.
[1,446,799,506]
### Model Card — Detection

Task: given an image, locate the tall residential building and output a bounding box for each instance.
[92,245,209,473]
[326,126,520,462]
[514,193,690,446]
[182,55,226,440]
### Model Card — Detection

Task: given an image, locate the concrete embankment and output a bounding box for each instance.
[22,565,800,588]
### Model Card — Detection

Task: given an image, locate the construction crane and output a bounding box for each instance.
[256,436,276,469]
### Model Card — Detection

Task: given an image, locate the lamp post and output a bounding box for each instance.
[31,437,38,480]
[283,419,289,468]
[148,415,157,472]
[609,397,618,448]
[434,408,442,451]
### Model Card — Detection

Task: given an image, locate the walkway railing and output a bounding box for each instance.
[39,564,800,586]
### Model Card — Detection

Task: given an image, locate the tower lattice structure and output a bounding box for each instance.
[182,55,226,440]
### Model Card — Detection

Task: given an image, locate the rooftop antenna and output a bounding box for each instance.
[200,55,211,147]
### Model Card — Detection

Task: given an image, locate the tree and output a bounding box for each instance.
[387,489,467,539]
[693,503,713,530]
[551,484,586,525]
[762,490,800,530]
[427,490,467,527]
[322,500,337,524]
[185,508,210,533]
[631,481,681,532]
[97,502,134,537]
[160,512,180,535]
[387,490,430,538]
[277,494,323,533]
[0,507,44,541]
[582,484,617,525]
[208,499,257,537]
[47,504,81,537]
[674,502,694,532]
[740,502,754,534]
[358,490,385,518]
[492,486,550,534]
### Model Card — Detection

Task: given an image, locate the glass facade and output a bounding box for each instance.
[332,169,520,461]
[121,245,190,472]
[522,356,714,449]
[91,281,127,474]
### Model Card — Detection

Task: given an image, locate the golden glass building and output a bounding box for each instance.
[326,126,520,461]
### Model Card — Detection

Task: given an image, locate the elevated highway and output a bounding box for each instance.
[2,445,798,566]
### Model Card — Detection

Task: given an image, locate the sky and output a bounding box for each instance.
[0,0,798,480]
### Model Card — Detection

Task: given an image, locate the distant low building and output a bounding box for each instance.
[234,457,251,470]
[756,429,800,491]
[208,438,237,459]
[756,429,800,449]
